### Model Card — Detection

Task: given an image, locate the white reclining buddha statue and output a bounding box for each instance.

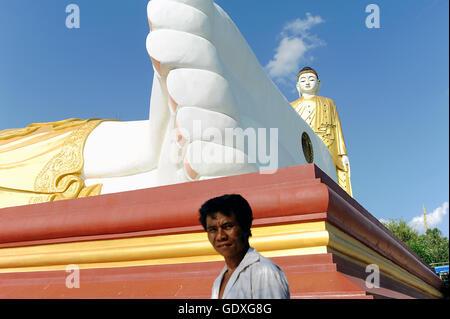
[0,0,337,209]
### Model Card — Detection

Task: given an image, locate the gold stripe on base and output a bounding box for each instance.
[0,220,440,298]
[325,223,442,298]
[0,222,329,273]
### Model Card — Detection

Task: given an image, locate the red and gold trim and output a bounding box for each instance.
[0,164,444,298]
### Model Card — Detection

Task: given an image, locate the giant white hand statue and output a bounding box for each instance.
[81,0,336,195]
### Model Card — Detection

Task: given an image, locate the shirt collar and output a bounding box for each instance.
[221,247,259,298]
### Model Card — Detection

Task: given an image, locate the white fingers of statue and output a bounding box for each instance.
[82,0,337,193]
[146,0,337,183]
[147,0,262,181]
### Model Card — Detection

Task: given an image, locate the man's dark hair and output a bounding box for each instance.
[199,194,253,239]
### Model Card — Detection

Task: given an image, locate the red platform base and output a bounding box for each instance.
[0,164,444,299]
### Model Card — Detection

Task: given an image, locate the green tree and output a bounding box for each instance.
[413,228,449,265]
[381,219,449,266]
[382,219,449,298]
[382,219,419,244]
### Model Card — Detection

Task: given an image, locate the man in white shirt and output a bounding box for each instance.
[199,194,290,299]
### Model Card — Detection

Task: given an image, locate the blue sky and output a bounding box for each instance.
[0,0,448,237]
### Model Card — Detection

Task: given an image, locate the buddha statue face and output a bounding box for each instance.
[297,72,320,96]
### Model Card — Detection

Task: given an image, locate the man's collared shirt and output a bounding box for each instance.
[211,247,290,299]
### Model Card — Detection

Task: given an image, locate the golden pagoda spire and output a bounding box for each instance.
[423,205,429,232]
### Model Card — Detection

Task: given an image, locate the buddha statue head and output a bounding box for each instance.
[296,67,321,97]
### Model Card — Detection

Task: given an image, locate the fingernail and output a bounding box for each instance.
[169,95,178,113]
[150,57,161,74]
[184,159,199,181]
[175,122,186,148]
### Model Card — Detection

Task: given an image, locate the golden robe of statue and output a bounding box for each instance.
[0,119,106,209]
[291,96,353,197]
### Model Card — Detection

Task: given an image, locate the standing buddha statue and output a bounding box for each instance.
[290,67,353,197]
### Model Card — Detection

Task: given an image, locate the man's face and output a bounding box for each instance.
[297,72,319,94]
[206,211,248,259]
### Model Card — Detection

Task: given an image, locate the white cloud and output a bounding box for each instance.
[282,13,325,35]
[408,202,449,233]
[266,37,307,80]
[265,13,325,84]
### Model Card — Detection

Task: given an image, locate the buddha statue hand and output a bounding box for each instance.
[81,0,337,194]
[144,0,336,184]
